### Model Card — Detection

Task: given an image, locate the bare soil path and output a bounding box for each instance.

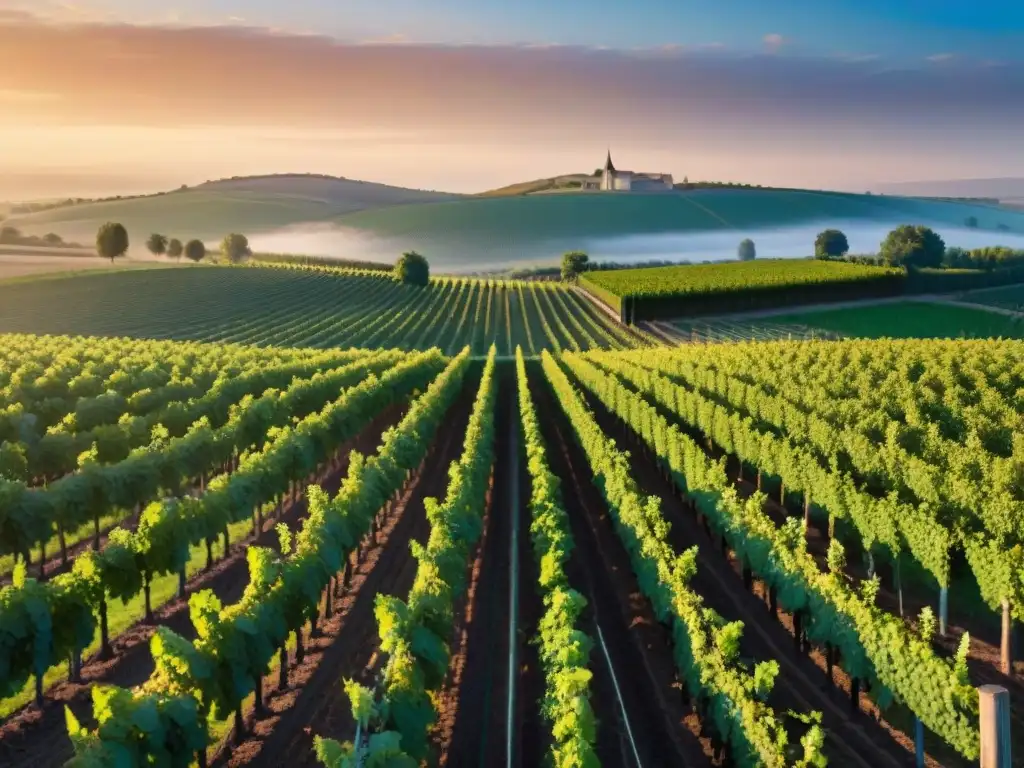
[442,370,545,768]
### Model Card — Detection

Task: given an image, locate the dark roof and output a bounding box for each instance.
[604,150,616,172]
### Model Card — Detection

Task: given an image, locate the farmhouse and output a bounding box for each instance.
[581,150,674,192]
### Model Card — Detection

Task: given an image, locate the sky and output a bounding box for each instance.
[1,0,1023,199]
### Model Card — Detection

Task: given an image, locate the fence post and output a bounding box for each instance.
[979,685,1011,768]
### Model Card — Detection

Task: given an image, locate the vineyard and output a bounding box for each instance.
[0,266,651,356]
[580,259,905,321]
[0,332,1021,768]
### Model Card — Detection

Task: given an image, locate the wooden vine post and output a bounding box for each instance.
[979,684,1011,768]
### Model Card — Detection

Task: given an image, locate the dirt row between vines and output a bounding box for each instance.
[570,369,934,768]
[532,371,717,768]
[0,405,407,768]
[432,453,496,765]
[238,381,477,768]
[441,371,545,768]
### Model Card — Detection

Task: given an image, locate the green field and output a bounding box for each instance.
[581,258,904,320]
[662,318,842,343]
[772,301,1024,339]
[958,283,1024,311]
[0,266,647,355]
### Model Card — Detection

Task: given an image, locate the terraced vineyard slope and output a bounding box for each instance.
[0,266,649,356]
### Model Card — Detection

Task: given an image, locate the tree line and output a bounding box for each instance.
[559,223,1024,281]
[94,222,436,288]
[94,223,251,264]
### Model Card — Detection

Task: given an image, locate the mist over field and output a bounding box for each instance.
[246,220,1024,274]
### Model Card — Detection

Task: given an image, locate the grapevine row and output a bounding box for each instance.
[0,351,405,573]
[0,350,444,710]
[320,346,498,763]
[66,347,472,767]
[604,348,1024,660]
[589,349,957,600]
[630,344,1021,544]
[14,350,366,484]
[0,334,313,429]
[561,351,980,759]
[541,351,825,768]
[516,347,599,765]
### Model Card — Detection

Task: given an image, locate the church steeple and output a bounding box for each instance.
[604,149,616,173]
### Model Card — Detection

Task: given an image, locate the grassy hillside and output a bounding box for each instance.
[334,188,1024,246]
[4,175,460,246]
[8,181,1024,271]
[478,174,596,196]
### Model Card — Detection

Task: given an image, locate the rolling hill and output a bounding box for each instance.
[874,177,1024,199]
[7,176,1024,271]
[337,187,1024,239]
[3,175,460,246]
[326,188,1024,269]
[477,174,598,196]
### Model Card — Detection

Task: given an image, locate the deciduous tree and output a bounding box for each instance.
[560,250,590,281]
[879,225,945,268]
[146,233,168,258]
[220,233,251,264]
[96,222,129,263]
[814,229,849,259]
[395,251,429,286]
[184,239,206,263]
[737,238,756,261]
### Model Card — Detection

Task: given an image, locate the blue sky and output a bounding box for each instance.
[58,0,1024,60]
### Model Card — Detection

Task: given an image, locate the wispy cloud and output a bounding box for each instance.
[359,32,412,45]
[763,32,788,53]
[0,10,1020,192]
[0,17,1018,130]
[926,52,955,63]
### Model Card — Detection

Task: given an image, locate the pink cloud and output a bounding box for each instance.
[763,33,787,52]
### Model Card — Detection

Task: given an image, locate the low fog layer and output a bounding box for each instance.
[582,222,1024,263]
[246,220,1024,274]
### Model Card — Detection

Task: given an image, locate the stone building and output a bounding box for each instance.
[581,150,674,191]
